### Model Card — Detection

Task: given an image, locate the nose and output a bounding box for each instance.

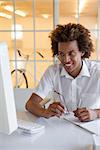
[63,54,71,62]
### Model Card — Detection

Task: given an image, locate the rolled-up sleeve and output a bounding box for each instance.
[33,65,55,99]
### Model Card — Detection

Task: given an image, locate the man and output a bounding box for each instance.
[26,23,100,122]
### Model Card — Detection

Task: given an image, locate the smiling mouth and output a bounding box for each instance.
[64,63,72,67]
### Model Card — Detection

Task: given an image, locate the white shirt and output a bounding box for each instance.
[34,59,100,111]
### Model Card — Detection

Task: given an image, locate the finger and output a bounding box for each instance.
[50,103,64,113]
[49,109,62,118]
[77,111,90,121]
[79,115,89,122]
[50,107,56,112]
[76,108,87,115]
[50,107,63,117]
[74,110,88,120]
[73,110,82,117]
[58,102,65,109]
[54,102,65,109]
[78,110,89,116]
[73,108,86,117]
[56,105,65,113]
[45,109,57,118]
[55,108,62,115]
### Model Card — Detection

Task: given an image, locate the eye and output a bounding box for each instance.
[69,50,76,56]
[58,51,64,57]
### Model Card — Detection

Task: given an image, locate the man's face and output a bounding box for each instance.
[58,40,84,77]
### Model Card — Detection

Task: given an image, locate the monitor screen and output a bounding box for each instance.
[0,42,18,135]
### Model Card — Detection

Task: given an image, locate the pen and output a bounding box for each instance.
[78,98,82,108]
[54,90,70,115]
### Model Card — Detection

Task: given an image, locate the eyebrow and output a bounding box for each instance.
[58,50,75,53]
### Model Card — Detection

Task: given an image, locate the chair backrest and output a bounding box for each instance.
[14,88,33,111]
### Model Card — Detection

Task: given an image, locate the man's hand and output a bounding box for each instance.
[73,107,97,122]
[43,102,65,118]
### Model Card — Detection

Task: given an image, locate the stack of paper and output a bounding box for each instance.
[18,119,45,134]
[62,112,100,135]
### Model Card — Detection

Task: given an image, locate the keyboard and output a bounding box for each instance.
[17,119,45,134]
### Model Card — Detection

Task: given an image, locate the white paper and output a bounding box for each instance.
[62,112,100,135]
[18,118,45,134]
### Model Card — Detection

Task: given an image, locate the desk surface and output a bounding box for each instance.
[0,116,94,150]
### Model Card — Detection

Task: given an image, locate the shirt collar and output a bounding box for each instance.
[60,60,90,79]
[79,60,90,77]
[60,67,72,79]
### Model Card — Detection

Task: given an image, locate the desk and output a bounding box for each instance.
[0,116,94,150]
[0,89,93,150]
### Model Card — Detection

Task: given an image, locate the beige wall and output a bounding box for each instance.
[0,16,99,88]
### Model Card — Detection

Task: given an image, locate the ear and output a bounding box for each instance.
[81,52,85,57]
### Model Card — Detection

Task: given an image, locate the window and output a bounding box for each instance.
[0,0,100,88]
[11,24,23,40]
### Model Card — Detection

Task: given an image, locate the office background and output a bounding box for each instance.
[0,0,100,88]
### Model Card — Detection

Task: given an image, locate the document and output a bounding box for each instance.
[17,111,45,134]
[18,119,45,134]
[62,112,100,135]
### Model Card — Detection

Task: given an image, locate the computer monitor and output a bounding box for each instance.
[0,42,18,135]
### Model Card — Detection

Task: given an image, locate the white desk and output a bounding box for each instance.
[0,116,94,150]
[0,89,94,150]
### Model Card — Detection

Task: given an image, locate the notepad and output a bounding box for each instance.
[62,112,100,135]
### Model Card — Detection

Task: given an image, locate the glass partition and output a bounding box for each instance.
[0,0,100,88]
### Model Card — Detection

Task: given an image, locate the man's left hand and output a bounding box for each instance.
[73,107,97,122]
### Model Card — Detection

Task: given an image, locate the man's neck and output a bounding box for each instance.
[69,61,83,78]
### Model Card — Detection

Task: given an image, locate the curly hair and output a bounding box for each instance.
[49,23,94,58]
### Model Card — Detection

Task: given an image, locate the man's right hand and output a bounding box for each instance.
[42,102,65,118]
[26,93,65,119]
